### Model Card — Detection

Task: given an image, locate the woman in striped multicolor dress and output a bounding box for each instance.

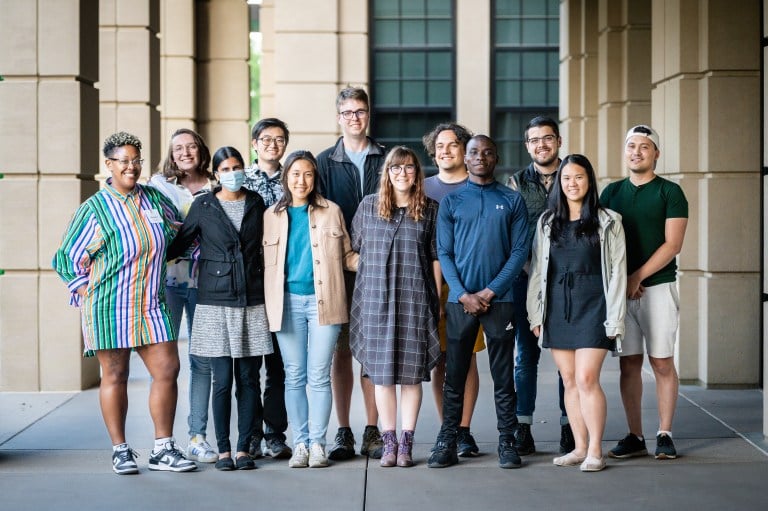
[53,132,197,475]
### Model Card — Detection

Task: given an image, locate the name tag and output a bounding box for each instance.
[143,209,163,224]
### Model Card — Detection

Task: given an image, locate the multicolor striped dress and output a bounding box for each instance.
[52,180,182,356]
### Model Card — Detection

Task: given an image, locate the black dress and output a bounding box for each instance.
[543,221,615,351]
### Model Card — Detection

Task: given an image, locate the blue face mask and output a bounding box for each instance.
[219,170,245,192]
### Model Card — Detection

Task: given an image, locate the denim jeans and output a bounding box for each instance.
[252,336,288,442]
[275,293,341,447]
[166,285,212,438]
[513,273,541,423]
[210,356,261,454]
[441,302,518,441]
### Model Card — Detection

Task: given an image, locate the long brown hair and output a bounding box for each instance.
[377,146,428,222]
[159,128,213,179]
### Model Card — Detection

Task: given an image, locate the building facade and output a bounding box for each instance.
[0,0,765,435]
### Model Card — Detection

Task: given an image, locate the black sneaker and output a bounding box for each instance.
[498,439,522,469]
[513,423,536,456]
[559,423,575,454]
[148,440,197,472]
[609,433,648,459]
[427,439,458,468]
[112,445,139,475]
[327,427,356,461]
[655,433,677,459]
[360,425,384,459]
[456,427,480,457]
[249,433,263,458]
[265,437,292,459]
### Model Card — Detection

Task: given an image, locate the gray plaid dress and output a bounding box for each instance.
[349,195,441,385]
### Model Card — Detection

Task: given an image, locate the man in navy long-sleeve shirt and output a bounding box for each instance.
[428,135,529,469]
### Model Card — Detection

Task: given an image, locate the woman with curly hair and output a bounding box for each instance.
[53,132,196,475]
[350,146,442,468]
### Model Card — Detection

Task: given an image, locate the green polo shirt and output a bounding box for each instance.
[600,175,688,286]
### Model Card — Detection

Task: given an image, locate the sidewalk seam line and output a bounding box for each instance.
[678,390,768,458]
[0,393,80,448]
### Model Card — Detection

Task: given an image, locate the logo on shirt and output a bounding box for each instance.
[496,204,505,210]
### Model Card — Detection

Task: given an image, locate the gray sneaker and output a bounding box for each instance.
[112,444,139,475]
[148,440,197,472]
[249,434,263,458]
[265,437,292,459]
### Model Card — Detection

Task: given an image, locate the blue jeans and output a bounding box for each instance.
[275,293,341,447]
[166,285,211,437]
[513,273,541,423]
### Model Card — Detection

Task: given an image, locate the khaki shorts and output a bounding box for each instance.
[335,271,356,352]
[439,283,486,353]
[620,282,679,358]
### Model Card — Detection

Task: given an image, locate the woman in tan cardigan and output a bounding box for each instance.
[263,150,358,469]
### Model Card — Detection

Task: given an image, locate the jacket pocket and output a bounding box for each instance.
[322,227,344,260]
[262,235,280,267]
[204,261,234,295]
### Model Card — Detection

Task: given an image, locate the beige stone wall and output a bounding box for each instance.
[0,0,101,390]
[196,0,251,160]
[652,0,760,386]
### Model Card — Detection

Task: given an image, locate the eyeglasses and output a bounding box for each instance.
[258,136,286,146]
[388,164,416,175]
[108,158,144,168]
[172,143,198,153]
[526,134,557,146]
[339,109,369,120]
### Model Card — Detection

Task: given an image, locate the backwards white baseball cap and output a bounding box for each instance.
[625,124,659,149]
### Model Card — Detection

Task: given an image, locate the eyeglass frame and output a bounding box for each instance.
[258,136,287,146]
[525,134,558,146]
[107,157,144,167]
[339,109,369,120]
[388,164,417,175]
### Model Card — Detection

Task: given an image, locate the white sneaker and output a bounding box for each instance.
[186,435,218,463]
[289,442,309,468]
[309,442,328,468]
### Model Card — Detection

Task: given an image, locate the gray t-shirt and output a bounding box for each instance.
[345,146,370,194]
[424,175,468,203]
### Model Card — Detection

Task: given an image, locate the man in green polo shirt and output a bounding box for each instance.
[600,125,688,460]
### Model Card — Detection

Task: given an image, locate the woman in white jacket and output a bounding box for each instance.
[527,154,626,472]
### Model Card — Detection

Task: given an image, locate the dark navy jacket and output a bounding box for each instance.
[437,180,529,303]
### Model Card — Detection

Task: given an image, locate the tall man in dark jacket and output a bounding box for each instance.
[428,135,528,469]
[506,116,573,456]
[316,87,386,460]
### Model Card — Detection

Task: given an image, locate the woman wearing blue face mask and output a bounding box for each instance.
[168,146,271,471]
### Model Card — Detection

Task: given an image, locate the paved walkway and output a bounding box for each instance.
[1,339,766,511]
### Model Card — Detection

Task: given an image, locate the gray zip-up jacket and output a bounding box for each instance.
[527,208,627,351]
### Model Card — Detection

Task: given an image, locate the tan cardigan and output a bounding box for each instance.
[262,197,358,331]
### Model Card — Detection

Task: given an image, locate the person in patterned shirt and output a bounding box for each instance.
[53,132,196,475]
[244,117,290,208]
[242,117,294,460]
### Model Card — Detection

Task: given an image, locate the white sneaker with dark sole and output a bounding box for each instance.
[112,445,139,475]
[148,440,197,472]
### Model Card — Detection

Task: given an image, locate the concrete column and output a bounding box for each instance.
[596,0,651,179]
[196,0,251,160]
[265,0,346,155]
[456,0,491,134]
[99,0,161,176]
[652,0,760,386]
[559,0,599,160]
[0,0,100,390]
[160,0,197,144]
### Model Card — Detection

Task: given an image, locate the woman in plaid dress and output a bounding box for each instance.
[350,146,441,467]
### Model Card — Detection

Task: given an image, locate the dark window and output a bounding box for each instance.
[370,0,455,173]
[492,0,559,175]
